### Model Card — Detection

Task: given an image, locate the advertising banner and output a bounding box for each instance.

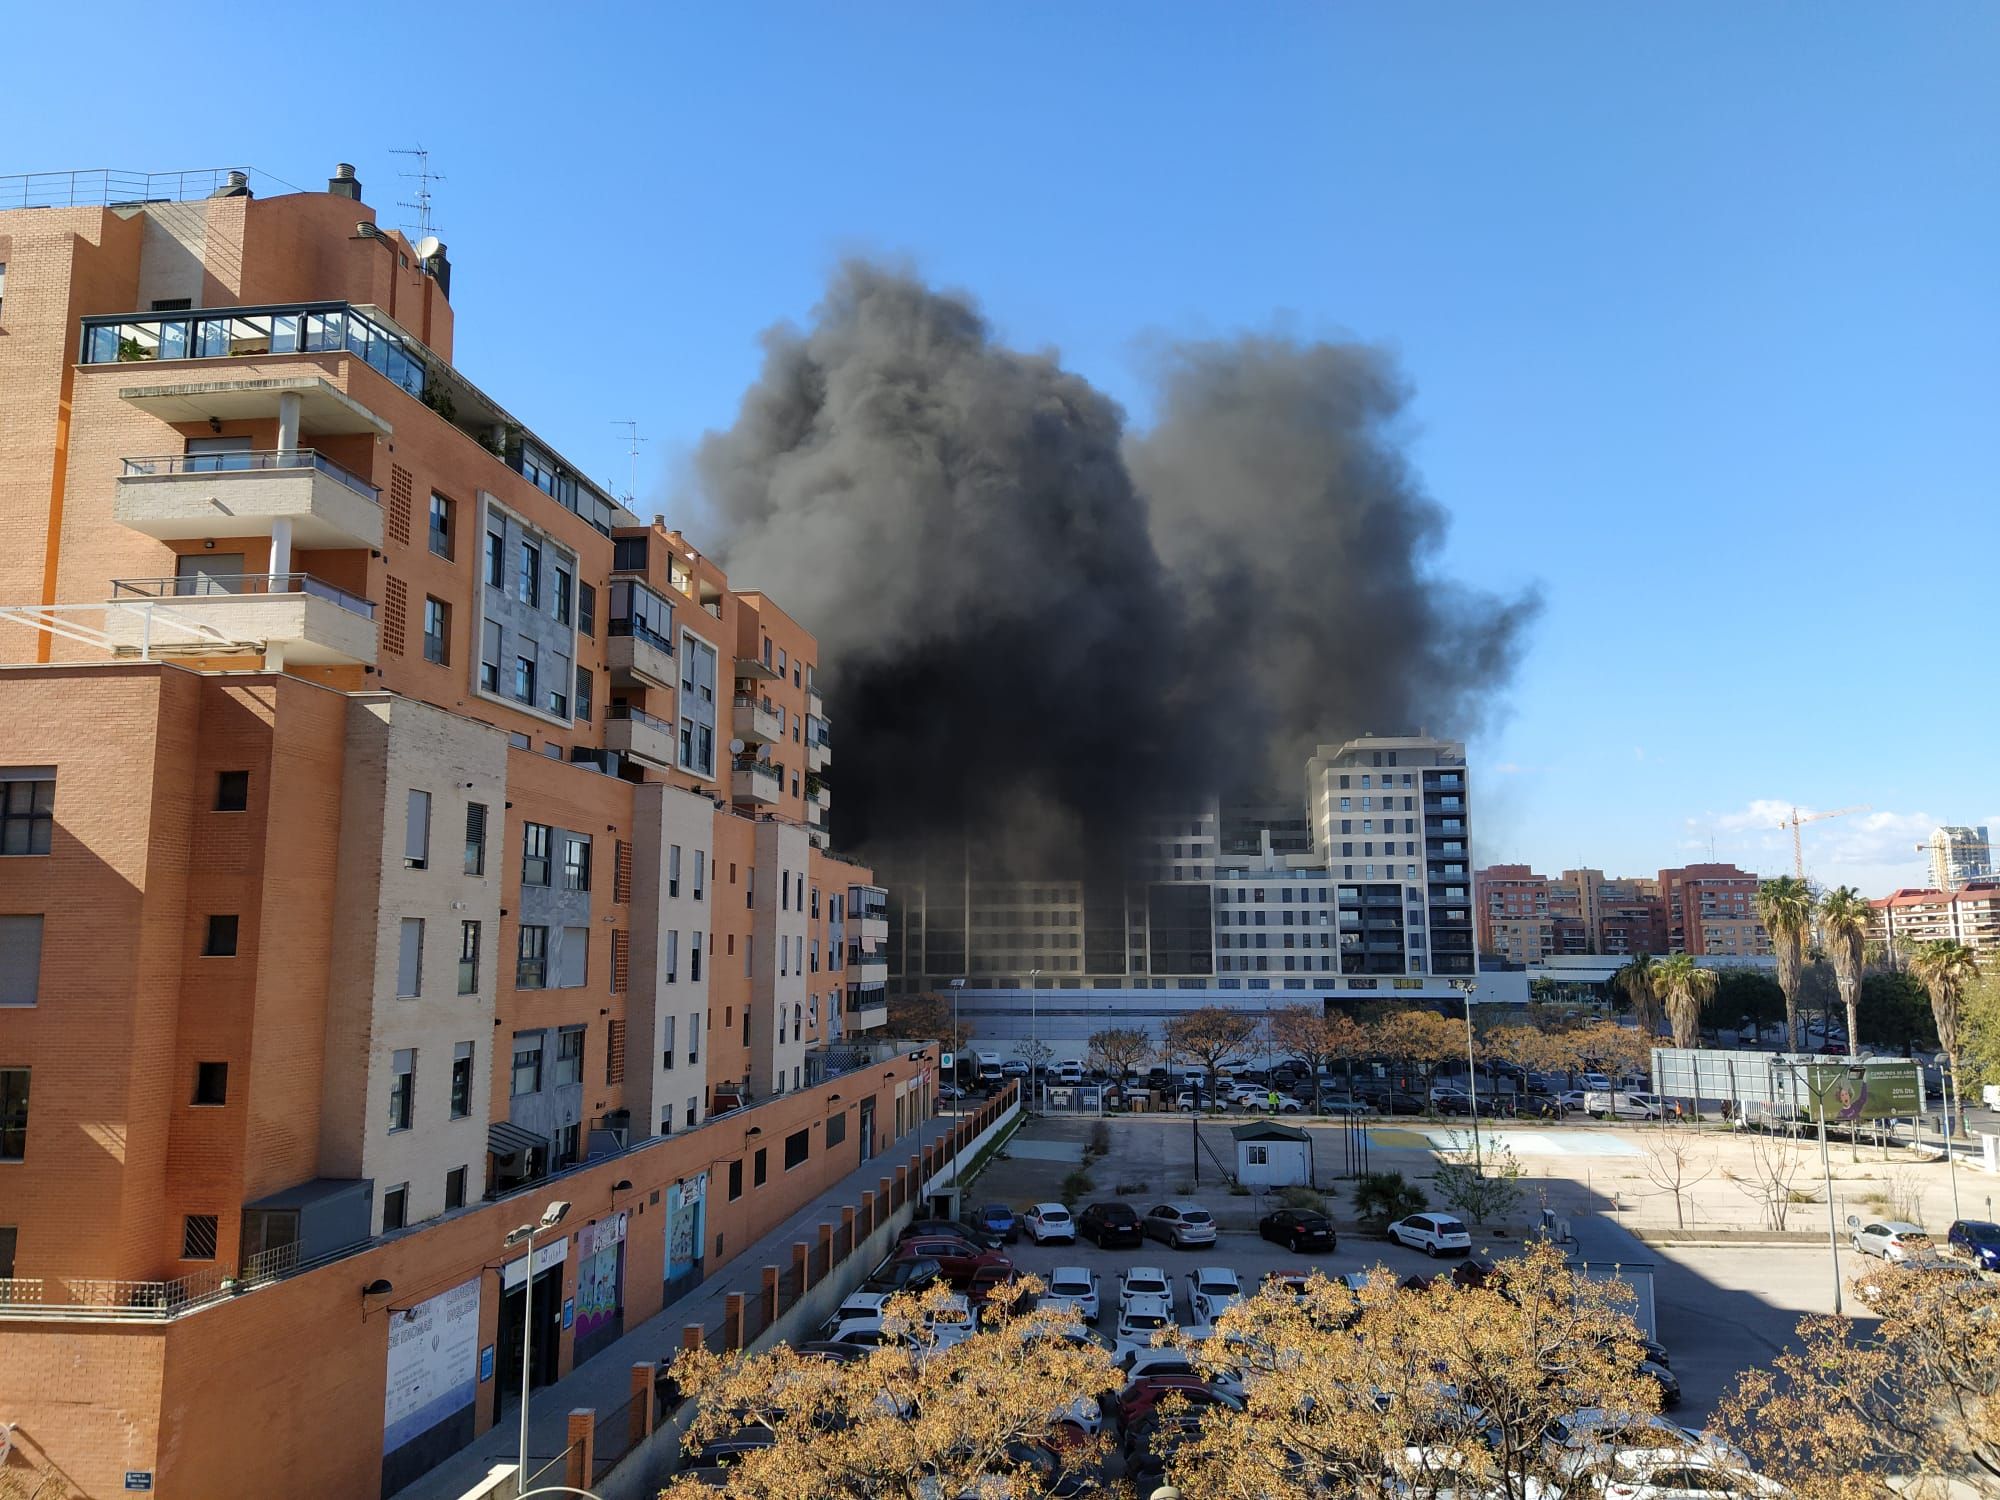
[383,1277,481,1454]
[1803,1062,1923,1122]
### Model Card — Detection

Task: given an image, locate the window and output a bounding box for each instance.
[514,645,537,706]
[661,1014,676,1067]
[397,918,424,996]
[193,1061,228,1105]
[404,789,431,868]
[485,528,506,588]
[511,1033,543,1096]
[562,834,591,891]
[826,1111,847,1148]
[553,566,572,625]
[423,597,450,664]
[382,1185,408,1231]
[517,925,548,988]
[428,493,454,559]
[547,650,570,718]
[694,851,705,900]
[781,870,790,911]
[728,1160,743,1201]
[0,263,6,318]
[480,620,503,692]
[388,1049,415,1131]
[518,542,541,607]
[445,1166,468,1211]
[688,1008,700,1064]
[785,1127,809,1171]
[450,1041,473,1118]
[0,917,42,1006]
[575,665,593,722]
[558,926,589,987]
[522,823,551,886]
[554,1025,584,1086]
[578,581,596,638]
[0,770,54,855]
[664,929,680,982]
[0,1227,13,1279]
[463,802,487,876]
[690,932,702,982]
[0,1067,25,1159]
[685,1095,698,1128]
[667,844,682,898]
[215,770,249,811]
[753,1148,768,1187]
[458,920,480,993]
[182,1214,219,1260]
[205,914,239,957]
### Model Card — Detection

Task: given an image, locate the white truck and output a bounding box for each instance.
[1583,1090,1666,1120]
[973,1050,1004,1086]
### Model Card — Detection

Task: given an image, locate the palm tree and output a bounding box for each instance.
[1654,952,1718,1050]
[1817,886,1872,1058]
[1909,939,1981,1136]
[1614,953,1662,1040]
[1756,876,1816,1051]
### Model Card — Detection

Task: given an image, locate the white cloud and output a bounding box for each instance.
[1688,801,1937,894]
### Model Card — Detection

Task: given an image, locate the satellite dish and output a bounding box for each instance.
[415,235,443,260]
[728,738,745,755]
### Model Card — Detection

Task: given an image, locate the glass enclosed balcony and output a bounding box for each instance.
[81,302,428,397]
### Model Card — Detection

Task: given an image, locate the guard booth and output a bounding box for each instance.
[1232,1121,1314,1188]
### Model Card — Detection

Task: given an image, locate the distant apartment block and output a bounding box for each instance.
[1924,824,1993,891]
[1872,880,2000,958]
[1475,863,1669,961]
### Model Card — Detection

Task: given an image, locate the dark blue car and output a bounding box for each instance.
[1947,1219,2000,1270]
[970,1203,1020,1244]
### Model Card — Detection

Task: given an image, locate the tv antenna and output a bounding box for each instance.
[611,420,648,505]
[391,145,444,237]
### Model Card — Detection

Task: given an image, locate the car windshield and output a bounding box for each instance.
[1436,1220,1467,1235]
[1041,1208,1070,1221]
[1050,1278,1090,1296]
[1180,1210,1212,1224]
[1967,1223,2000,1243]
[1128,1276,1168,1294]
[1125,1314,1168,1330]
[1199,1275,1236,1293]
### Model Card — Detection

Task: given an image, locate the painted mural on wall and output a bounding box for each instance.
[573,1211,628,1343]
[666,1170,708,1291]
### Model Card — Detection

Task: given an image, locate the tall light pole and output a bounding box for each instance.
[1782,1057,1845,1316]
[947,978,967,1192]
[1448,978,1482,1174]
[1938,1051,1962,1222]
[1027,968,1042,1112]
[504,1200,572,1485]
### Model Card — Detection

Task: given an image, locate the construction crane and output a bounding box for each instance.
[1776,804,1870,880]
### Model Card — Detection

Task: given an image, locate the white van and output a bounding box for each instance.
[1583,1090,1665,1120]
[1056,1060,1085,1085]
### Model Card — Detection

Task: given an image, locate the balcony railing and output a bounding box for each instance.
[607,703,674,734]
[609,617,675,655]
[80,301,429,397]
[122,448,379,501]
[110,572,376,619]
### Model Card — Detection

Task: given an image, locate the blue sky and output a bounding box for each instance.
[6,3,1993,895]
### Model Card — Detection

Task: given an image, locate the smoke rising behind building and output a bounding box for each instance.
[697,261,1538,869]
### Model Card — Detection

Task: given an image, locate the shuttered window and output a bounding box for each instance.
[614,840,633,903]
[397,918,424,997]
[606,1019,626,1084]
[0,916,43,1005]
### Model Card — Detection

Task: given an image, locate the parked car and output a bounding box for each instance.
[937,1083,966,1102]
[1024,1202,1078,1244]
[1185,1266,1243,1329]
[893,1235,1012,1285]
[1144,1201,1219,1249]
[968,1203,1020,1243]
[1118,1265,1173,1310]
[1114,1293,1179,1357]
[1639,1358,1682,1409]
[1372,1091,1429,1115]
[1851,1220,1931,1262]
[1000,1059,1030,1078]
[1078,1201,1145,1248]
[1043,1266,1101,1325]
[1258,1207,1337,1253]
[899,1218,1004,1250]
[1387,1214,1474,1257]
[1946,1219,2000,1270]
[1174,1090,1227,1112]
[861,1256,943,1295]
[1318,1096,1376,1117]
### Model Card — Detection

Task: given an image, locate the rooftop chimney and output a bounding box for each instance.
[210,170,252,199]
[329,163,361,200]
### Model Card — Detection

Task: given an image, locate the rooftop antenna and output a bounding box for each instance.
[611,420,648,505]
[390,145,443,238]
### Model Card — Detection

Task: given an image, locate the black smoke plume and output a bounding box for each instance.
[697,263,1538,869]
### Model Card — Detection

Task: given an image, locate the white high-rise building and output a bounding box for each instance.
[1924,825,1993,890]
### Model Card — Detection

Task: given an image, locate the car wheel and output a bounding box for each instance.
[1425,1242,1439,1258]
[1287,1233,1302,1253]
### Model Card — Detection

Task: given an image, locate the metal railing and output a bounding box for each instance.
[606,703,674,734]
[0,1238,306,1320]
[121,449,380,500]
[80,300,428,398]
[608,617,675,655]
[731,755,779,783]
[110,572,376,620]
[0,166,260,210]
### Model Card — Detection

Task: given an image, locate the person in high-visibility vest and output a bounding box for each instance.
[1268,1088,1280,1113]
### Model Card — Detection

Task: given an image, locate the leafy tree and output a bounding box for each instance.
[1857,969,1938,1054]
[1653,952,1717,1050]
[1370,1007,1463,1093]
[1268,1003,1365,1088]
[1756,874,1818,1050]
[1561,1018,1652,1079]
[1704,967,1786,1036]
[1170,1244,1672,1500]
[885,992,969,1053]
[1432,1133,1525,1227]
[1352,1170,1428,1229]
[1819,886,1872,1058]
[1084,1027,1150,1083]
[1613,952,1662,1040]
[1910,938,1981,1135]
[1718,1260,2000,1499]
[1960,974,2000,1089]
[1162,1005,1260,1118]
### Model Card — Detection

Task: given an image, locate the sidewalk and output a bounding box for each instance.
[398,1108,969,1500]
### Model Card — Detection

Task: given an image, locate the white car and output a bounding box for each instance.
[1044,1266,1101,1325]
[1114,1292,1178,1357]
[1388,1214,1474,1258]
[1185,1266,1243,1331]
[1144,1200,1219,1249]
[1118,1264,1173,1311]
[824,1294,975,1350]
[1117,1345,1248,1401]
[1023,1202,1077,1244]
[1851,1220,1929,1262]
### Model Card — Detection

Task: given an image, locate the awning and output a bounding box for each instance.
[488,1120,546,1159]
[117,374,391,435]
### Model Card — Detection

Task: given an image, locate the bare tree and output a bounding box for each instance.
[1725,1130,1809,1230]
[1162,1006,1260,1109]
[1637,1123,1716,1229]
[1085,1026,1151,1085]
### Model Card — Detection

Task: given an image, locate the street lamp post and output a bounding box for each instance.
[1448,978,1482,1174]
[1781,1056,1845,1316]
[1938,1051,1962,1222]
[504,1201,572,1485]
[947,978,967,1189]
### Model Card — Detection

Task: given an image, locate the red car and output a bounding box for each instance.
[1117,1375,1240,1427]
[894,1235,1012,1286]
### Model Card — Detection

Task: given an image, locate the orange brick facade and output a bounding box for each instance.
[0,170,905,1497]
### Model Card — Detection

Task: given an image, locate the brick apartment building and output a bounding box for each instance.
[1475,862,1743,962]
[1657,862,1771,958]
[1872,880,2000,960]
[0,165,928,1497]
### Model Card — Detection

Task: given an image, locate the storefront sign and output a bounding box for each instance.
[500,1236,568,1291]
[383,1277,481,1453]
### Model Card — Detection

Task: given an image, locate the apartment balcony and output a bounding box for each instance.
[846,944,890,985]
[844,983,889,1031]
[732,694,783,744]
[607,622,676,693]
[114,450,381,550]
[105,573,377,666]
[734,654,779,682]
[730,755,780,805]
[805,774,829,812]
[808,686,824,719]
[605,704,676,769]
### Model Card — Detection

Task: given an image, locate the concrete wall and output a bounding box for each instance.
[628,781,716,1138]
[749,818,810,1097]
